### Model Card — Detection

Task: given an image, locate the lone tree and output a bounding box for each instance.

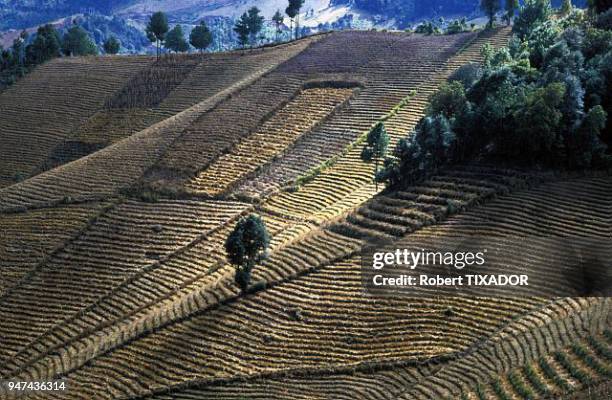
[62,25,97,56]
[272,10,284,42]
[247,7,265,45]
[234,12,250,48]
[146,11,169,59]
[286,0,304,39]
[165,25,189,53]
[190,21,213,53]
[225,214,270,292]
[103,36,120,55]
[361,122,390,190]
[480,0,501,28]
[504,0,519,25]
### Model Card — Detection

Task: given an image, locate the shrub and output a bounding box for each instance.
[449,63,483,88]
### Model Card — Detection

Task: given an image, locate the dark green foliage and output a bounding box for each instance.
[491,379,512,400]
[234,13,251,48]
[513,0,552,40]
[572,343,612,377]
[587,335,612,360]
[379,5,610,189]
[273,10,285,41]
[415,20,441,35]
[189,21,213,53]
[505,0,520,24]
[103,36,120,54]
[26,24,61,64]
[475,384,487,400]
[286,0,305,39]
[539,357,573,392]
[62,25,98,56]
[246,7,265,43]
[361,122,389,189]
[508,370,536,399]
[594,8,612,29]
[481,0,502,27]
[554,351,592,385]
[523,364,551,396]
[146,11,169,59]
[427,81,468,118]
[165,25,189,53]
[233,8,263,48]
[446,18,470,34]
[589,0,612,13]
[225,214,270,292]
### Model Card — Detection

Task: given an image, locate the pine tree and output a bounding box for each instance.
[480,0,501,28]
[146,11,169,59]
[286,0,305,40]
[189,21,213,53]
[246,7,264,45]
[165,25,189,53]
[234,13,250,48]
[225,215,270,292]
[103,36,120,55]
[361,122,390,190]
[504,0,519,25]
[272,10,284,42]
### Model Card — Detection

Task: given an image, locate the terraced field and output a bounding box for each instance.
[0,56,151,187]
[0,26,609,400]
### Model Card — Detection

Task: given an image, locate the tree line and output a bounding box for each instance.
[367,0,612,190]
[0,21,124,89]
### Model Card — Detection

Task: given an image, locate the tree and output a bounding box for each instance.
[427,82,469,119]
[513,0,552,40]
[62,25,98,56]
[289,0,305,39]
[25,24,61,65]
[103,36,120,55]
[481,0,501,28]
[225,215,270,292]
[560,0,573,15]
[246,7,265,45]
[285,1,298,40]
[165,25,189,53]
[146,11,169,59]
[361,122,390,190]
[504,0,519,25]
[234,13,250,48]
[272,10,285,42]
[189,21,213,53]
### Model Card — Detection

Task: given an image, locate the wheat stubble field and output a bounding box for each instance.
[0,27,610,400]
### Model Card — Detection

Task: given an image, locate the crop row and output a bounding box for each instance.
[73,40,315,147]
[0,56,151,187]
[0,199,248,372]
[237,30,486,197]
[0,202,107,294]
[186,87,356,196]
[0,29,520,391]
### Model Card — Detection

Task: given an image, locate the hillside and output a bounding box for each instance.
[0,21,610,400]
